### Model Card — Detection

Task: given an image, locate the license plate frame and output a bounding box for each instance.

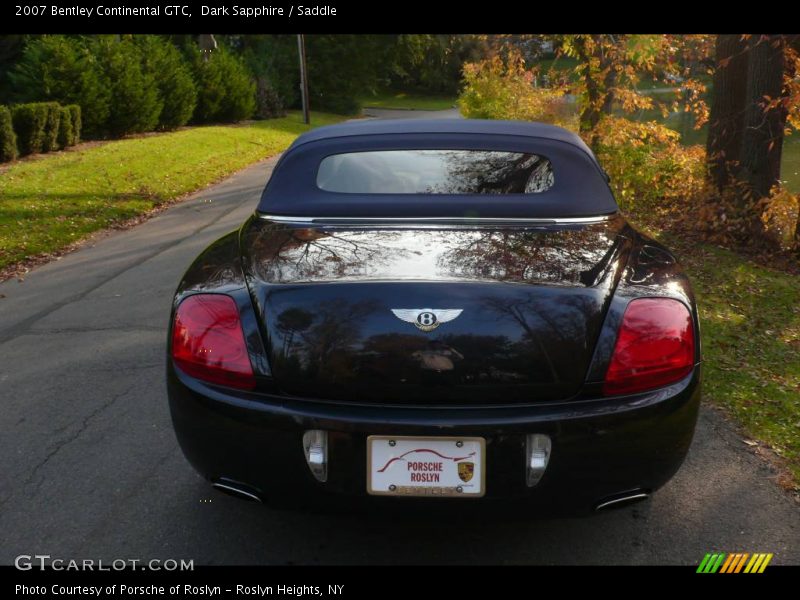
[366,435,486,498]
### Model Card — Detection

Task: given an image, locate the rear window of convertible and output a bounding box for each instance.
[316,150,555,194]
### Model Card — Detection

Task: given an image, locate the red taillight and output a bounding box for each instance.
[171,294,256,390]
[603,298,694,396]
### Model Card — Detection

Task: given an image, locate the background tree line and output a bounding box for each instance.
[0,34,488,139]
[2,33,796,252]
[0,35,254,139]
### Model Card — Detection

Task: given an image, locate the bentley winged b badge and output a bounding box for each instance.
[390,308,463,332]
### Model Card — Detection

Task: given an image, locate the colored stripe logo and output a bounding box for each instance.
[697,553,773,573]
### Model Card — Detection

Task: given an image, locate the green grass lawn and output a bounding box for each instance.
[643,232,800,490]
[360,90,457,111]
[0,111,344,272]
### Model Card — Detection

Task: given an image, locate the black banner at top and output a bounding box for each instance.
[0,1,787,34]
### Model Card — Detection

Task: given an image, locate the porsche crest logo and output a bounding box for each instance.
[457,462,474,483]
[390,308,463,332]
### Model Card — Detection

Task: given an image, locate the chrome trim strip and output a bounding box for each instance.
[258,214,613,225]
[595,493,649,511]
[211,482,262,503]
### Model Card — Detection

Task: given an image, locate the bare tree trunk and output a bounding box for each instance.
[788,37,800,252]
[706,35,749,192]
[576,35,618,150]
[599,38,619,116]
[739,35,785,203]
[737,35,788,246]
[575,36,602,137]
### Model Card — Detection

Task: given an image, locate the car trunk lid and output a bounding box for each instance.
[242,216,631,405]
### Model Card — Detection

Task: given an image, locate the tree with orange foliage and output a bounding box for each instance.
[557,34,711,149]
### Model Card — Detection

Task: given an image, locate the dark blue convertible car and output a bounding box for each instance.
[167,119,701,514]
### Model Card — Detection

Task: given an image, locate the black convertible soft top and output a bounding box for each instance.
[257,119,618,218]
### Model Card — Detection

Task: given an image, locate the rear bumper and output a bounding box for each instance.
[167,363,701,515]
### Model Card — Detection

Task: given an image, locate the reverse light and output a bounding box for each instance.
[526,434,551,487]
[603,297,695,396]
[303,430,328,482]
[171,294,256,390]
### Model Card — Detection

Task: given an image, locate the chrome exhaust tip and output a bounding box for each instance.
[211,478,263,503]
[595,490,650,511]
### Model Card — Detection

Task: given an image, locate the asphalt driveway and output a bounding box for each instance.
[0,111,798,565]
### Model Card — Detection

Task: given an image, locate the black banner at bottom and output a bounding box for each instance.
[7,565,799,597]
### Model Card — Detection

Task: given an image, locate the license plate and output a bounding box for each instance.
[367,436,485,497]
